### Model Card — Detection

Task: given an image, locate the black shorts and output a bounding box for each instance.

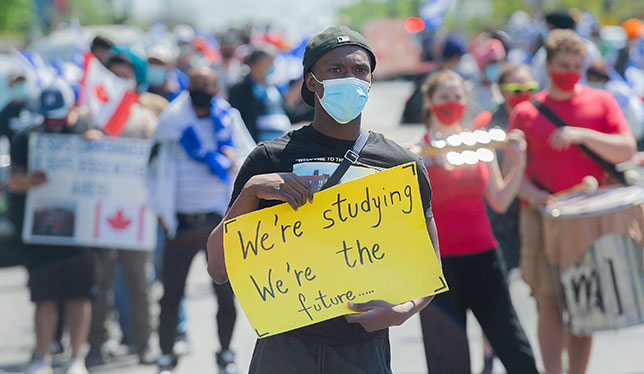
[28,252,96,302]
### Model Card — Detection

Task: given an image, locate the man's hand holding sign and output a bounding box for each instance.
[208,162,446,338]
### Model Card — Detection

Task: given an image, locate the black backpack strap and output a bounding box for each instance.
[529,99,627,185]
[320,129,370,191]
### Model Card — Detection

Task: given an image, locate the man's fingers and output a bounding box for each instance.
[284,194,299,211]
[344,312,367,324]
[287,174,314,203]
[348,300,379,312]
[282,183,306,207]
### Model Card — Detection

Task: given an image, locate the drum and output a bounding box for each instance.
[542,186,644,335]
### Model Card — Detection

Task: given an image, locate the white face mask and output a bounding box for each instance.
[311,73,370,124]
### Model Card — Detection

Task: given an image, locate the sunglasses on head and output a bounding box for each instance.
[500,81,539,94]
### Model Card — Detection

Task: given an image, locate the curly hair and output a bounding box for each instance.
[545,29,586,62]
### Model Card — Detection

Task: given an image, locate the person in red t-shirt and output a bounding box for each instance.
[509,29,636,374]
[412,69,538,374]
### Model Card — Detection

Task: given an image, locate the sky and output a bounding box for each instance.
[119,0,360,39]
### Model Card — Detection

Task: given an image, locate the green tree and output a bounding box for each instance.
[68,0,116,26]
[0,0,32,32]
[338,0,420,31]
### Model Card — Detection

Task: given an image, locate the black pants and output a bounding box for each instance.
[420,249,538,374]
[158,214,237,357]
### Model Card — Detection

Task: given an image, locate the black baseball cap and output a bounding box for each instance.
[301,26,376,106]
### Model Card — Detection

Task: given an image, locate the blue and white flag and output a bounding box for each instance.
[419,0,450,32]
[272,37,309,94]
[179,96,235,182]
[71,17,89,68]
[12,49,57,92]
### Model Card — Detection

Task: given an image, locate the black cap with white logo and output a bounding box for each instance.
[300,26,376,106]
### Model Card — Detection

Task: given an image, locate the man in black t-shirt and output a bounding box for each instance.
[206,26,440,373]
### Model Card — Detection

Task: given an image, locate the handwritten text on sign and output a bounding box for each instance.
[23,133,157,251]
[223,162,447,338]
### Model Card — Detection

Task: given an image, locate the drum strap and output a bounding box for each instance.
[320,128,370,191]
[529,98,627,185]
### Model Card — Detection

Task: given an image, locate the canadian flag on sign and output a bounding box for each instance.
[94,202,146,246]
[80,52,138,136]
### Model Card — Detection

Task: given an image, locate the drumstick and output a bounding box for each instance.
[553,176,599,198]
[417,129,508,157]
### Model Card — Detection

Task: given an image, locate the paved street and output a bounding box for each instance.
[1,81,644,373]
[2,254,644,374]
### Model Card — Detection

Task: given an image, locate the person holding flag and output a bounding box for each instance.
[84,52,158,367]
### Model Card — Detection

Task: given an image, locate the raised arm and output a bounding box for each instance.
[484,129,527,213]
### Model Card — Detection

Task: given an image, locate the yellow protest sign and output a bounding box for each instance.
[223,162,447,338]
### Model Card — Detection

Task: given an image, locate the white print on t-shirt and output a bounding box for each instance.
[293,161,376,193]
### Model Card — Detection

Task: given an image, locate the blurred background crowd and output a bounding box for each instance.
[1,0,644,373]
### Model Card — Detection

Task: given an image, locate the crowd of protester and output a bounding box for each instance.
[0,7,643,374]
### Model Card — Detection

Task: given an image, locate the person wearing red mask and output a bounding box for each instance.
[472,62,538,373]
[509,29,636,374]
[413,69,538,374]
[473,64,537,268]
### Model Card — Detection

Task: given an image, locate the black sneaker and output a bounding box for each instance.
[216,350,238,374]
[84,347,107,368]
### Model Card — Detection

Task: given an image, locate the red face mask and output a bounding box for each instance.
[430,102,466,126]
[507,92,532,108]
[549,71,581,91]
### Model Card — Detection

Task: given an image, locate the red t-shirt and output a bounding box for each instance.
[419,133,498,257]
[509,86,630,193]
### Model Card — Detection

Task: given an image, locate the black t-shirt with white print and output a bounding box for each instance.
[229,124,433,345]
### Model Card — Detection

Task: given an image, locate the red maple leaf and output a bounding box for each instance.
[94,84,109,103]
[107,210,131,230]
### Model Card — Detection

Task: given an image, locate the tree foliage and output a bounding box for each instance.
[0,0,32,32]
[338,0,644,33]
[68,0,116,26]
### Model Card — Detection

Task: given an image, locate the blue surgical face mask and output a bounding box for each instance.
[483,63,500,83]
[311,73,370,124]
[147,64,167,86]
